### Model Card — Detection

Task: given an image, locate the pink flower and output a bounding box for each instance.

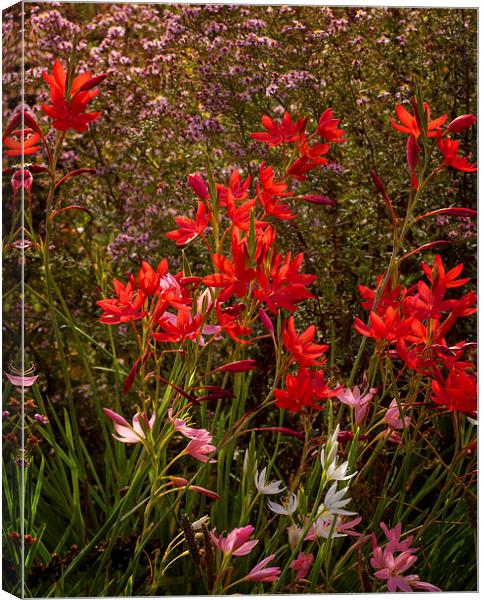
[337,385,376,426]
[379,522,417,554]
[372,549,419,592]
[184,438,217,463]
[6,366,38,390]
[289,552,314,580]
[245,554,280,583]
[370,523,440,592]
[168,409,212,441]
[103,408,155,444]
[211,525,259,556]
[383,399,410,430]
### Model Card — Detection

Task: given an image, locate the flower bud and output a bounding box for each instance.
[446,114,476,133]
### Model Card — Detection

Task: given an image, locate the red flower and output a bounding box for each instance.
[203,233,256,301]
[317,108,345,142]
[437,137,477,172]
[4,128,41,156]
[421,255,470,298]
[217,169,251,205]
[225,198,258,231]
[215,302,253,345]
[251,112,307,147]
[391,103,447,139]
[138,260,160,296]
[431,369,477,413]
[282,316,328,366]
[258,163,295,220]
[274,367,340,413]
[166,201,211,246]
[358,275,406,315]
[255,251,317,313]
[354,307,412,342]
[153,309,203,343]
[42,60,106,132]
[97,277,147,325]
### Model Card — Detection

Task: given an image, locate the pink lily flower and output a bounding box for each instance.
[370,523,440,593]
[337,385,376,426]
[245,554,280,582]
[379,522,417,554]
[211,525,259,556]
[384,399,410,430]
[184,438,217,462]
[103,408,155,444]
[168,408,213,441]
[289,552,314,580]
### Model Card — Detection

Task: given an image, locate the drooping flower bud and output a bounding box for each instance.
[446,114,477,133]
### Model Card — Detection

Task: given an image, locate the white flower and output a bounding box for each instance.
[268,493,298,516]
[254,466,285,495]
[310,517,347,539]
[318,482,357,517]
[326,459,357,482]
[320,425,340,471]
[467,415,478,426]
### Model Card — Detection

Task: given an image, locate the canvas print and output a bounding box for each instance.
[2,2,477,596]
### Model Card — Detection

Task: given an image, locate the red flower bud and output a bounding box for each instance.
[11,169,33,196]
[188,173,210,200]
[211,359,257,373]
[446,114,477,133]
[259,308,274,333]
[78,74,107,92]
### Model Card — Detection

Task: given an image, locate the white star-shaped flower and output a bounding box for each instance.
[326,459,357,482]
[268,492,298,516]
[254,466,285,495]
[318,482,357,517]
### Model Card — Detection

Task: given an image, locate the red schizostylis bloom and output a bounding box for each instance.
[431,369,477,413]
[254,224,277,264]
[96,277,147,325]
[251,112,307,147]
[317,108,345,142]
[4,129,41,156]
[255,251,317,313]
[215,302,253,345]
[258,163,295,220]
[282,316,328,366]
[358,275,406,315]
[166,201,212,246]
[274,367,341,413]
[152,309,203,343]
[203,232,256,302]
[391,102,447,139]
[354,306,412,343]
[422,255,470,296]
[437,137,477,172]
[42,60,106,132]
[217,169,252,205]
[138,260,160,296]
